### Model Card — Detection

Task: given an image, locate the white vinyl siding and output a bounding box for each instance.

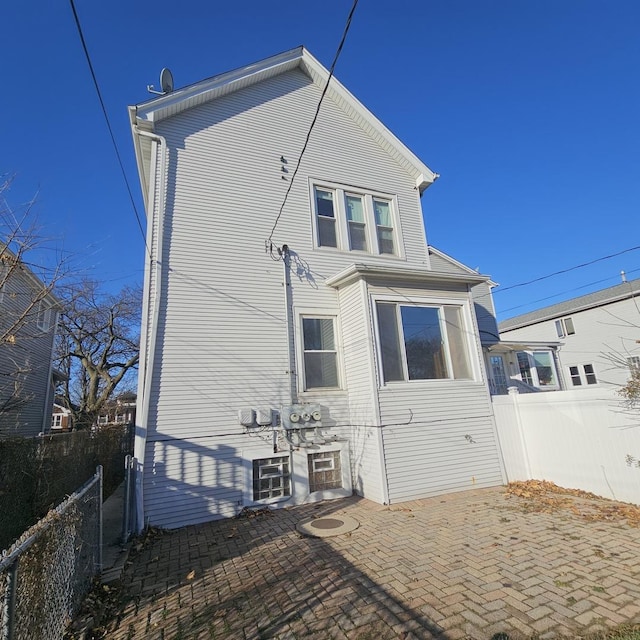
[138,67,501,527]
[336,280,385,503]
[501,295,640,389]
[380,387,504,503]
[0,273,58,437]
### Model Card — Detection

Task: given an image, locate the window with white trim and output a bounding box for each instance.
[516,351,559,389]
[36,300,51,332]
[52,414,63,429]
[627,356,640,372]
[568,364,597,386]
[252,456,291,501]
[307,451,342,492]
[555,317,575,338]
[311,182,399,256]
[375,301,472,383]
[301,316,339,390]
[0,263,6,305]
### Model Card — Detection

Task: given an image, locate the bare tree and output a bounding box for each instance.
[1,176,68,426]
[55,280,141,428]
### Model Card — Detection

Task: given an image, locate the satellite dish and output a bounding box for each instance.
[147,68,175,96]
[160,68,174,94]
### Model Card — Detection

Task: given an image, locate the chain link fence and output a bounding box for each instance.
[0,466,102,640]
[0,426,132,551]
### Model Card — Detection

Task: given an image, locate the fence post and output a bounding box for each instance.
[97,465,103,574]
[508,387,533,480]
[1,560,18,640]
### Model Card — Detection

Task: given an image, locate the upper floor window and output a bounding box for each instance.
[36,300,51,332]
[375,301,472,384]
[301,316,340,390]
[0,263,6,305]
[311,182,400,256]
[555,317,575,338]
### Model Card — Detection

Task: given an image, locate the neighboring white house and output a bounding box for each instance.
[499,278,640,391]
[128,47,506,531]
[0,249,61,437]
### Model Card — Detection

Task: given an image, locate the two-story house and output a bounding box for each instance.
[0,248,61,437]
[499,277,640,390]
[129,47,506,531]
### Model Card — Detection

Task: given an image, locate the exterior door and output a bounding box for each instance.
[489,354,508,394]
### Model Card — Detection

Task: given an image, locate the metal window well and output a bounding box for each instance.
[296,515,359,538]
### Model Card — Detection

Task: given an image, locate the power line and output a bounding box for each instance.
[68,0,150,258]
[494,244,640,294]
[266,0,360,248]
[498,267,640,315]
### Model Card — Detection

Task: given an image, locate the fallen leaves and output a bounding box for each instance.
[505,480,640,527]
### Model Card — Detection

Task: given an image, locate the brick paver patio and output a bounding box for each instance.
[101,487,640,639]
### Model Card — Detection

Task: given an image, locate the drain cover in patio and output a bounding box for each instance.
[296,515,359,537]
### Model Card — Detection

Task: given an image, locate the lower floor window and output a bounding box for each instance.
[375,302,472,383]
[568,364,597,386]
[301,316,339,389]
[516,351,559,389]
[307,451,342,492]
[252,456,291,501]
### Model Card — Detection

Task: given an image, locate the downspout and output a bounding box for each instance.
[132,127,167,533]
[281,245,297,452]
[281,245,297,407]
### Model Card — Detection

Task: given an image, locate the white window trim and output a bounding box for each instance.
[627,356,640,372]
[568,363,598,386]
[296,309,344,394]
[0,263,6,305]
[36,300,51,332]
[555,317,575,338]
[371,294,480,387]
[516,350,561,390]
[309,179,404,258]
[241,449,293,506]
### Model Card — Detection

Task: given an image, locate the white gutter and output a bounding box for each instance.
[132,127,167,533]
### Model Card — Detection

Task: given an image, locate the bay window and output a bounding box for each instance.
[516,351,559,389]
[375,301,472,383]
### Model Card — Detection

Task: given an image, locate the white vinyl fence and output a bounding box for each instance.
[493,388,640,504]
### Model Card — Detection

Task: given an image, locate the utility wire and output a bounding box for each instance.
[68,0,150,258]
[494,244,640,294]
[266,0,359,247]
[499,267,640,316]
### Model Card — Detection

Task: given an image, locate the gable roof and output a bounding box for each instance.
[499,278,640,332]
[427,246,497,287]
[129,47,438,204]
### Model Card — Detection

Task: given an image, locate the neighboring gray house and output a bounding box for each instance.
[0,249,61,437]
[499,278,640,391]
[129,47,506,531]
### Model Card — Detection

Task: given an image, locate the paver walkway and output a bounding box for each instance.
[101,487,640,639]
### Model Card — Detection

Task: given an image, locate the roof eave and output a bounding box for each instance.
[326,263,490,289]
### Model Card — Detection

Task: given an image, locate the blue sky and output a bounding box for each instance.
[3,1,639,321]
